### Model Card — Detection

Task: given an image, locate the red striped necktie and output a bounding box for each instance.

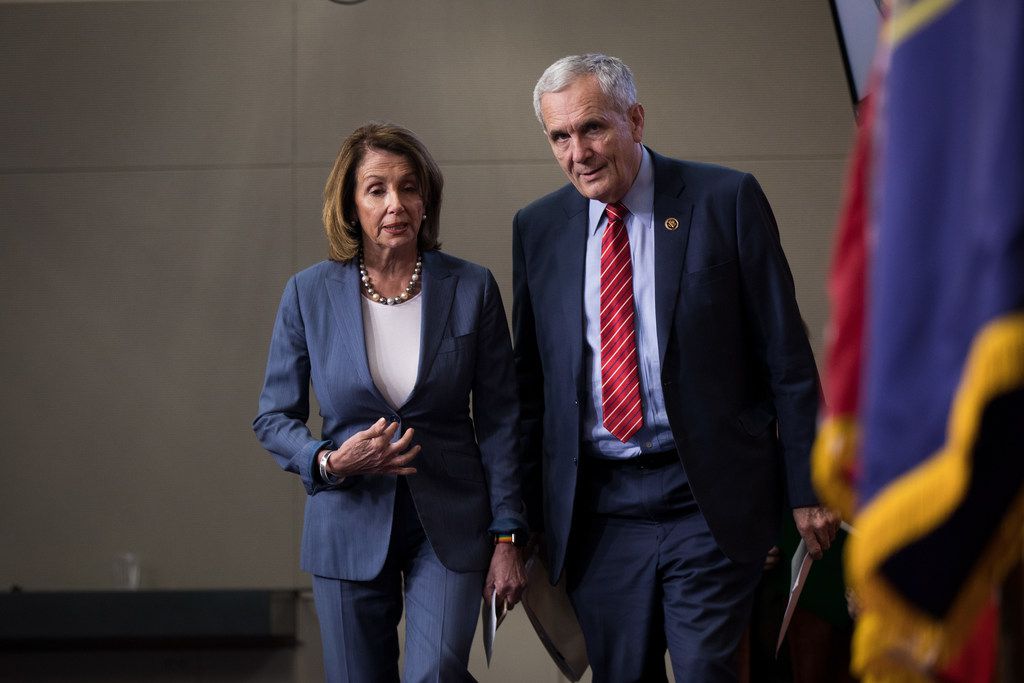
[599,202,644,442]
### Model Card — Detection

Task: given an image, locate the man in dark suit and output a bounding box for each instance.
[513,54,839,682]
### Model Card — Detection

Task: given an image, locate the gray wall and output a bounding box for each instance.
[0,0,853,680]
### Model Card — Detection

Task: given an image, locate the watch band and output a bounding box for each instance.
[494,531,527,547]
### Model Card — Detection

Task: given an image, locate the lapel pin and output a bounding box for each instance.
[664,217,680,231]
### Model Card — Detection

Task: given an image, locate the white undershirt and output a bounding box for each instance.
[361,292,422,410]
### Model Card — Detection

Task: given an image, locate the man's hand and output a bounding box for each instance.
[484,544,527,610]
[792,505,841,560]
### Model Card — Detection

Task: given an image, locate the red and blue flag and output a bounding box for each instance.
[814,0,1024,679]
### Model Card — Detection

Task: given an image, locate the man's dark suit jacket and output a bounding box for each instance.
[512,148,820,583]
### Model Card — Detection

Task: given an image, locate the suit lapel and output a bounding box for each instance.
[560,194,589,391]
[325,261,389,406]
[651,152,694,366]
[406,251,456,406]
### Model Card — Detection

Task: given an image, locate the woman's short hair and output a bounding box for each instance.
[322,122,443,262]
[533,53,638,126]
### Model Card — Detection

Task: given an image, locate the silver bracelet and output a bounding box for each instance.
[319,450,339,484]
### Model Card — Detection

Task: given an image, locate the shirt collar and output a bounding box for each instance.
[589,146,654,233]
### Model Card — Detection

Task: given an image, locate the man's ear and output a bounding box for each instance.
[629,103,645,143]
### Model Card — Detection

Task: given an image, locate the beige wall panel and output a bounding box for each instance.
[466,608,564,683]
[296,0,851,165]
[296,0,550,166]
[632,0,854,163]
[295,166,333,270]
[438,161,565,302]
[0,1,292,171]
[0,168,301,590]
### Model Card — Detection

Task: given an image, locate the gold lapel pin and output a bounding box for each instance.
[664,217,680,231]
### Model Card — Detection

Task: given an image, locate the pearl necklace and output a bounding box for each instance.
[358,252,422,305]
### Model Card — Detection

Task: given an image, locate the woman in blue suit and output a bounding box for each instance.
[254,122,528,682]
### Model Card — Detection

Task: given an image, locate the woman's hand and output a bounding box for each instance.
[484,544,527,611]
[326,417,419,478]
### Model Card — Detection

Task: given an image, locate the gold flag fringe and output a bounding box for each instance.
[847,313,1024,680]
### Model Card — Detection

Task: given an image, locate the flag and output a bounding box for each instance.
[812,84,876,524]
[814,0,1024,680]
[937,597,999,683]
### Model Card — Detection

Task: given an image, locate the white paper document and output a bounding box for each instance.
[481,588,507,666]
[775,538,814,656]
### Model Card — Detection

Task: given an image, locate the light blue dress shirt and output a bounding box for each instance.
[582,148,675,459]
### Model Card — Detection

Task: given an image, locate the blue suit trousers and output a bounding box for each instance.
[312,479,483,683]
[567,457,762,683]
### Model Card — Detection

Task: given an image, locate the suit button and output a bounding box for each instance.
[572,456,578,465]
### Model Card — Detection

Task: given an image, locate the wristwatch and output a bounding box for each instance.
[493,530,528,547]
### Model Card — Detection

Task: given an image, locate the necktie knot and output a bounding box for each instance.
[605,202,628,223]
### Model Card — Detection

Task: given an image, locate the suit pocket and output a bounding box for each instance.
[442,448,485,482]
[437,331,477,355]
[736,406,777,437]
[686,259,737,288]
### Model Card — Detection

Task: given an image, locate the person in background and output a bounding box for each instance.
[512,54,839,682]
[255,122,527,682]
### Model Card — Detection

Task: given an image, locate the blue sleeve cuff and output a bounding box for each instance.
[488,517,526,535]
[309,440,336,487]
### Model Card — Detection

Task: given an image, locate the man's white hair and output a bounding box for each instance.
[533,53,638,127]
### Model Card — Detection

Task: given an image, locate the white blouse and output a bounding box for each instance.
[360,292,422,410]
